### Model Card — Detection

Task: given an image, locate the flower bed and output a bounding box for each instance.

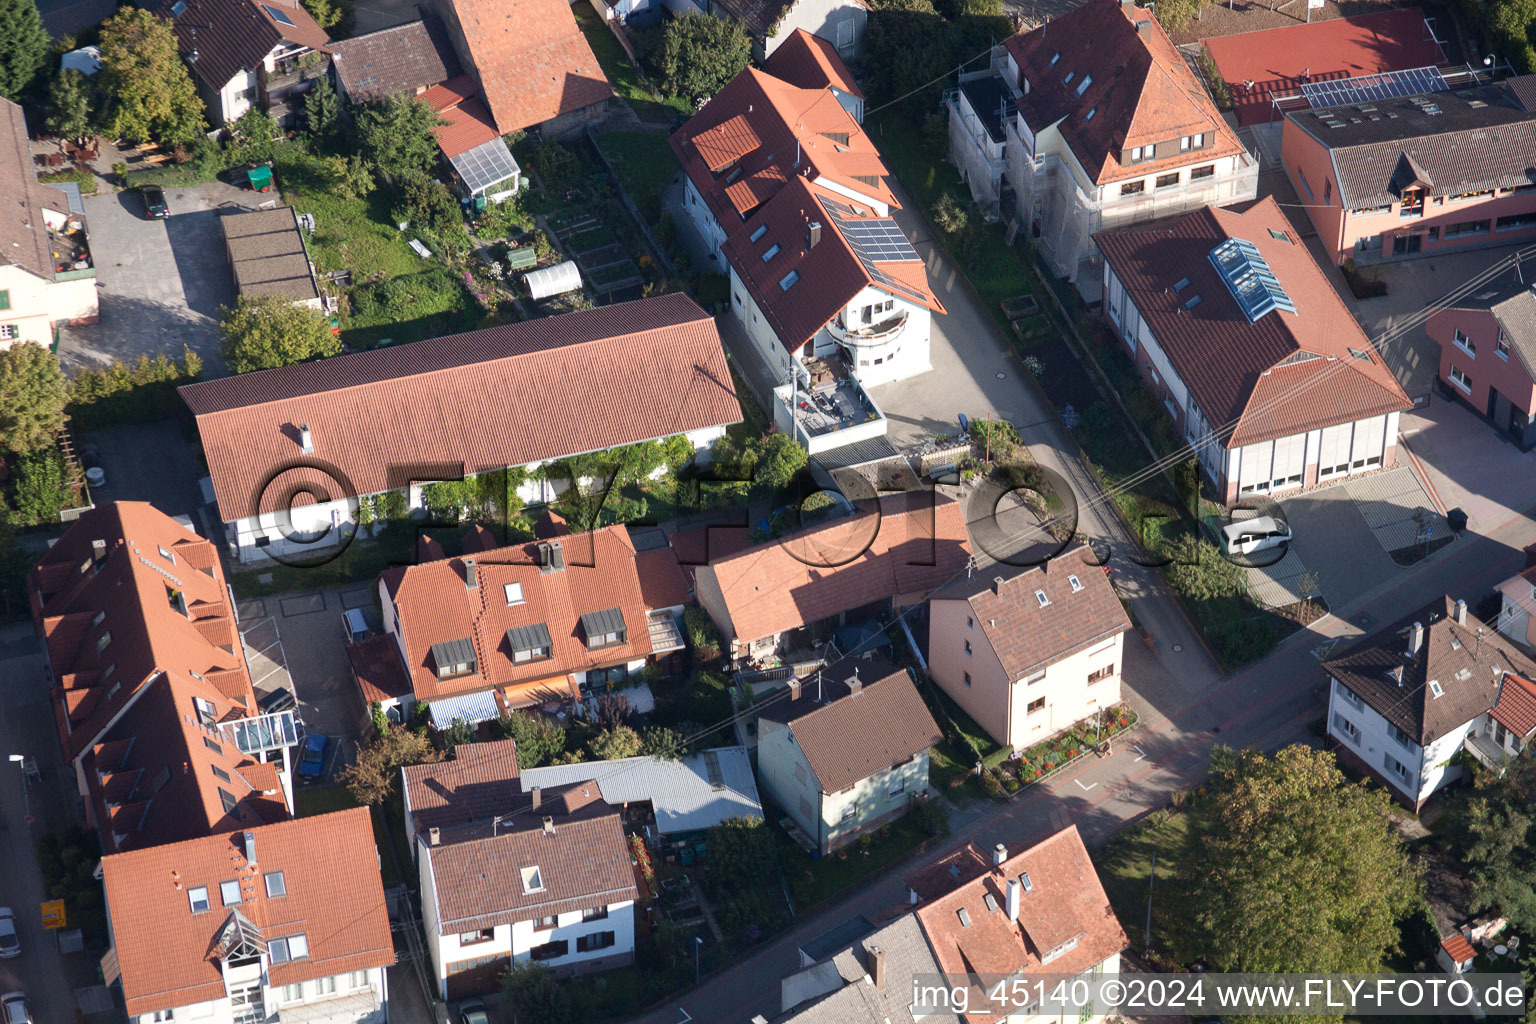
[990,705,1140,791]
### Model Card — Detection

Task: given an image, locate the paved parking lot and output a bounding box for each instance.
[1276,482,1401,612]
[1401,400,1536,534]
[60,181,260,377]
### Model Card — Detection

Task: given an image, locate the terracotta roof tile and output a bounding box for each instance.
[1491,672,1536,738]
[693,114,763,172]
[757,659,940,792]
[694,492,970,646]
[903,843,992,904]
[914,826,1126,1024]
[347,634,413,704]
[424,797,636,933]
[1323,596,1536,745]
[402,739,519,833]
[435,0,611,132]
[635,545,691,610]
[101,810,393,1017]
[1442,932,1476,963]
[1004,0,1243,185]
[763,29,864,99]
[1094,198,1411,447]
[384,526,653,702]
[158,0,329,98]
[932,547,1130,679]
[433,95,501,159]
[180,294,741,523]
[329,15,462,104]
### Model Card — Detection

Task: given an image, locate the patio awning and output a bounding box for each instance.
[647,611,684,654]
[428,690,503,730]
[502,673,580,710]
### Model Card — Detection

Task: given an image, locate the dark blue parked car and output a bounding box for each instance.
[298,734,330,783]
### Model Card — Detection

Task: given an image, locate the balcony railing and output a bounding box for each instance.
[259,55,327,100]
[826,309,909,347]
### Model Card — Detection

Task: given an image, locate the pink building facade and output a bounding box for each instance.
[1425,274,1536,449]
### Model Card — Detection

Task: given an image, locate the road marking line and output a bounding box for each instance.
[1075,779,1097,792]
[1133,745,1147,762]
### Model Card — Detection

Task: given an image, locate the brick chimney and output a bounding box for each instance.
[867,945,886,989]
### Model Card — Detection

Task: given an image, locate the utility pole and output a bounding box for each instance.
[1144,852,1157,957]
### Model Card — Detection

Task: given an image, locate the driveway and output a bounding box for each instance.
[0,623,125,1024]
[78,421,208,524]
[1400,399,1536,534]
[1277,482,1401,613]
[60,181,256,378]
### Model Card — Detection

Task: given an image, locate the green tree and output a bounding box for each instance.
[639,725,688,761]
[1190,746,1420,981]
[0,342,68,456]
[44,68,94,140]
[337,724,442,805]
[0,0,47,100]
[98,8,207,147]
[494,711,566,768]
[353,93,443,178]
[1154,0,1208,33]
[1487,0,1536,73]
[656,13,751,101]
[500,961,572,1024]
[442,717,475,752]
[304,75,342,149]
[396,169,464,236]
[751,432,808,491]
[587,725,643,761]
[219,296,342,374]
[704,816,775,893]
[299,0,351,32]
[930,192,969,237]
[224,108,282,166]
[1464,750,1536,932]
[8,450,72,526]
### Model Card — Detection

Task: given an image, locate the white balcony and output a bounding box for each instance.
[826,309,910,348]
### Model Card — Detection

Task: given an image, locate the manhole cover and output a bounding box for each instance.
[1353,613,1371,627]
[1171,643,1183,652]
[996,372,1007,379]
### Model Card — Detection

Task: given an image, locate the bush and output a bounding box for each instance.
[655,13,751,101]
[1198,47,1232,110]
[494,711,566,768]
[37,167,98,195]
[685,605,722,659]
[587,724,643,760]
[1341,258,1388,299]
[220,296,341,374]
[530,140,582,191]
[8,449,73,525]
[501,961,573,1024]
[67,347,203,431]
[915,796,950,836]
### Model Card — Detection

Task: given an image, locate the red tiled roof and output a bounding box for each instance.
[158,0,329,100]
[421,74,478,110]
[932,546,1131,679]
[101,810,394,1017]
[672,67,944,351]
[636,545,692,611]
[1094,198,1412,448]
[914,826,1127,1024]
[904,843,992,904]
[1442,933,1476,963]
[1004,0,1243,185]
[1492,672,1536,738]
[434,95,501,159]
[435,0,611,133]
[180,294,741,523]
[0,98,72,280]
[402,739,519,833]
[329,15,463,105]
[424,798,637,933]
[347,634,413,704]
[381,525,654,701]
[763,28,864,99]
[694,492,970,646]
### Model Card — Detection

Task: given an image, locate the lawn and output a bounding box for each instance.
[293,785,408,888]
[777,817,930,910]
[1092,811,1195,965]
[270,150,479,349]
[594,131,680,222]
[574,6,692,122]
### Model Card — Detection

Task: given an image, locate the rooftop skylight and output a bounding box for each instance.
[1209,237,1296,323]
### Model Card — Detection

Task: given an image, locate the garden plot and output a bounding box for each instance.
[547,211,644,298]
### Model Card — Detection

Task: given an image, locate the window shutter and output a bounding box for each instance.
[1351,416,1386,464]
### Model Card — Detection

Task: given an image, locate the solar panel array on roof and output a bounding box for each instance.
[820,204,930,304]
[450,137,520,196]
[1209,237,1296,323]
[1301,66,1448,109]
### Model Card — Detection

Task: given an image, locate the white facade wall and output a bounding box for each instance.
[125,966,387,1024]
[0,262,97,350]
[1327,677,1472,806]
[760,0,866,59]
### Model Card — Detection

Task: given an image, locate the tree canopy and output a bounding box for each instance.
[1464,750,1536,932]
[494,711,566,768]
[45,68,95,140]
[353,93,444,179]
[587,725,643,761]
[97,8,207,148]
[655,13,752,101]
[1188,746,1421,978]
[304,75,342,150]
[501,961,572,1024]
[219,296,341,374]
[338,725,441,805]
[0,342,68,456]
[0,0,48,100]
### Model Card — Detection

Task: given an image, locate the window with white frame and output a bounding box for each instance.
[504,582,524,605]
[269,934,309,963]
[1453,329,1476,357]
[1333,713,1361,743]
[1450,364,1472,392]
[280,985,302,1004]
[313,977,337,997]
[1382,752,1411,784]
[841,803,857,822]
[1337,684,1364,710]
[264,871,286,898]
[1388,723,1415,749]
[349,972,367,989]
[153,1011,175,1022]
[187,887,210,913]
[1497,332,1510,359]
[521,866,545,893]
[220,880,241,906]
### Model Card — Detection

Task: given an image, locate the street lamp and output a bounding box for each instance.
[7,755,29,824]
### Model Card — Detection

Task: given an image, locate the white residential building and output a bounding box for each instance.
[100,812,393,1024]
[1323,596,1536,809]
[956,0,1257,280]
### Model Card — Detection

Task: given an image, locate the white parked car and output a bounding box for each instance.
[2,992,31,1024]
[1221,516,1293,556]
[0,908,18,958]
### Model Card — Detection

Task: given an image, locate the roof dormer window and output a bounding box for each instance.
[430,638,477,679]
[1063,71,1074,85]
[1075,74,1092,95]
[1049,51,1060,65]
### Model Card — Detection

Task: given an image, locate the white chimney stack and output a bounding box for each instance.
[1409,621,1425,657]
[429,827,440,846]
[1454,599,1467,625]
[1006,877,1021,923]
[299,423,314,453]
[993,842,1007,866]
